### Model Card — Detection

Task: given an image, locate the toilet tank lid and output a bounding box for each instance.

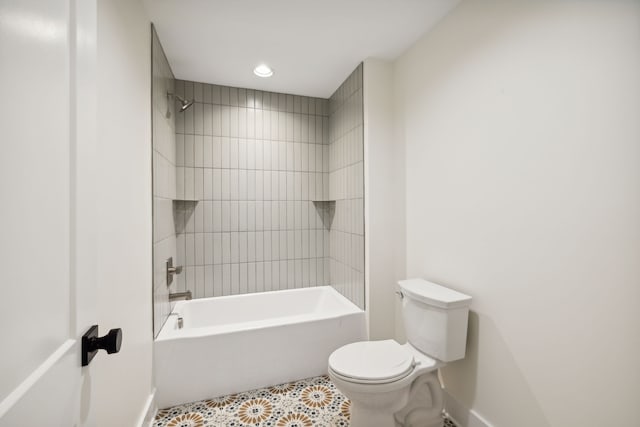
[398,279,472,309]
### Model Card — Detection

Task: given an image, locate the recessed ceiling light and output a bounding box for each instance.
[253,64,274,78]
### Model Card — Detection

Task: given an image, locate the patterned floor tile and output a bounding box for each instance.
[154,375,459,427]
[444,416,458,427]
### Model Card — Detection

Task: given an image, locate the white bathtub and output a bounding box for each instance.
[154,286,367,408]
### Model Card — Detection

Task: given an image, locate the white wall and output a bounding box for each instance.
[363,58,405,340]
[96,0,154,425]
[393,1,640,426]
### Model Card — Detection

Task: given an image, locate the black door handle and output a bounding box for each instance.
[81,325,123,366]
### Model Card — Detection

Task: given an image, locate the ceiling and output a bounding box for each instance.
[143,0,460,98]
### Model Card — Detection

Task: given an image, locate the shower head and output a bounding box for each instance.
[166,92,195,117]
[178,97,195,112]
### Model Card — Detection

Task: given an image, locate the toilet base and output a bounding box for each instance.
[351,405,398,427]
[338,371,445,427]
[394,372,444,427]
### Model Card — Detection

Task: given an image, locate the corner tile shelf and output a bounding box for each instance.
[172,199,198,234]
[312,200,335,230]
[172,198,199,204]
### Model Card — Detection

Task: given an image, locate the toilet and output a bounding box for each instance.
[328,278,472,427]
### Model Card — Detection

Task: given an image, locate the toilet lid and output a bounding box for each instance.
[329,340,414,383]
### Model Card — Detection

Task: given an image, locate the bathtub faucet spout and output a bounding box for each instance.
[169,291,192,301]
[167,312,184,329]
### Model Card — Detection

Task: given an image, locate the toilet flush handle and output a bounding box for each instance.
[395,291,404,299]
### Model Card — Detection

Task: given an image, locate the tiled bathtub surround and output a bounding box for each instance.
[329,64,364,308]
[173,81,333,298]
[151,27,177,337]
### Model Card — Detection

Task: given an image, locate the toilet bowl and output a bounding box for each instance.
[328,340,445,427]
[328,279,472,427]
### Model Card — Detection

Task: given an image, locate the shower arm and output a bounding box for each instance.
[166,92,195,117]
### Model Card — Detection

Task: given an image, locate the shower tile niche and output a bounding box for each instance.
[172,81,333,299]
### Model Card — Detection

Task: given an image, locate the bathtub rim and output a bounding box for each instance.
[155,285,363,342]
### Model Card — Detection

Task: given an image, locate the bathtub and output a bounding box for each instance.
[154,286,367,408]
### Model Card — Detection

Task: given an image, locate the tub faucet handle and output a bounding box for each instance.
[166,257,183,286]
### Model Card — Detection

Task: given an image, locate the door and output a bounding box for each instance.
[0,0,99,425]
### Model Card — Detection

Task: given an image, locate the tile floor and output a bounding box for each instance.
[153,375,459,427]
[443,417,458,427]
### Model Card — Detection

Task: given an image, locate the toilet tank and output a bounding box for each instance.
[398,279,472,362]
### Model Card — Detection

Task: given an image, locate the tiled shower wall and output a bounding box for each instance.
[329,64,365,308]
[151,28,177,337]
[173,81,333,298]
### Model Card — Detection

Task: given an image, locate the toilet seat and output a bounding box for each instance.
[328,340,415,384]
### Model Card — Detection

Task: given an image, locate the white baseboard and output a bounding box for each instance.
[136,388,157,427]
[444,390,494,427]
